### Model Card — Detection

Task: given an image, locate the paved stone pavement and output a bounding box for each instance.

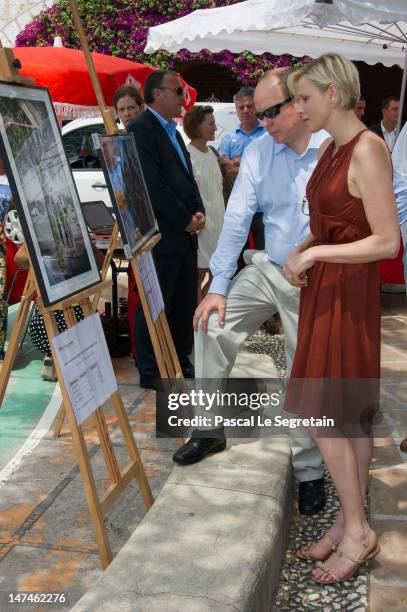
[369,293,407,611]
[0,293,406,610]
[273,293,407,611]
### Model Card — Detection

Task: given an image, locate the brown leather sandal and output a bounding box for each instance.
[311,531,380,584]
[297,534,338,562]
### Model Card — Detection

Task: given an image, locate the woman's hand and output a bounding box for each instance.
[283,247,315,287]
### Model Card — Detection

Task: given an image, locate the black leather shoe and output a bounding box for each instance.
[298,477,326,515]
[182,363,195,379]
[173,430,226,465]
[139,374,163,392]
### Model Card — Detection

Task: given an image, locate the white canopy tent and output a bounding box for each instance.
[145,0,407,130]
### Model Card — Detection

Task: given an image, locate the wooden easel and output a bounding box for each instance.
[33,268,153,568]
[52,0,184,436]
[0,3,184,442]
[0,42,154,568]
[68,0,183,382]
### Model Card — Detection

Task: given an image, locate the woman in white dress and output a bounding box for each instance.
[184,106,225,301]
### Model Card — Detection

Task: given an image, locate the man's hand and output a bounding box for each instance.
[283,247,314,287]
[220,156,240,181]
[193,293,226,333]
[185,212,206,234]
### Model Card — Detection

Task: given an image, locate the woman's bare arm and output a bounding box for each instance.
[14,243,30,270]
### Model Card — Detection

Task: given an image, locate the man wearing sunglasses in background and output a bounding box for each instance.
[173,68,328,516]
[128,70,205,390]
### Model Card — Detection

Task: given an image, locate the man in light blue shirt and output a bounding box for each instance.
[174,68,328,516]
[128,70,205,390]
[392,123,407,453]
[218,87,265,160]
[147,105,190,172]
[393,121,407,268]
[219,87,266,249]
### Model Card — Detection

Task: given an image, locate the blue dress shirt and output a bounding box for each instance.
[147,107,189,171]
[392,123,407,225]
[218,123,266,159]
[209,130,329,296]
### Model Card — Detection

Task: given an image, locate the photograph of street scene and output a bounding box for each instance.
[0,84,100,305]
[100,134,157,256]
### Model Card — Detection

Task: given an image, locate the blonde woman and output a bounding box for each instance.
[284,54,399,584]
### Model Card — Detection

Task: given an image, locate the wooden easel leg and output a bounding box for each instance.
[0,275,36,408]
[73,426,113,569]
[158,312,183,378]
[130,258,169,378]
[91,224,120,311]
[93,408,121,484]
[70,426,114,568]
[155,317,175,379]
[110,392,153,509]
[53,402,66,438]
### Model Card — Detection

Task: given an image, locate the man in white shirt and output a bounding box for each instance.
[369,96,400,152]
[392,122,407,453]
[354,95,366,122]
[173,68,328,515]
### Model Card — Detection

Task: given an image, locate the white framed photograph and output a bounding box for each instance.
[98,134,158,258]
[0,82,100,306]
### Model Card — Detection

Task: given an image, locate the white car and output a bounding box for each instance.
[61,103,238,208]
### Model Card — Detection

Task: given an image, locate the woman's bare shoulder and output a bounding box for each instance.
[353,129,390,160]
[318,137,334,160]
[349,130,392,193]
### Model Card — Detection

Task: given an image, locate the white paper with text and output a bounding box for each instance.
[52,313,117,425]
[137,251,164,323]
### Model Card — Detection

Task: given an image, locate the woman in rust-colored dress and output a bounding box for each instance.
[283,54,399,584]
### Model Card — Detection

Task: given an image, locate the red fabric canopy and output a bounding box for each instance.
[13,47,196,116]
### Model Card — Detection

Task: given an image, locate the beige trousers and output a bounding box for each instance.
[195,251,324,482]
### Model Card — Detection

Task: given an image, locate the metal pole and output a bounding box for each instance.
[397,45,407,136]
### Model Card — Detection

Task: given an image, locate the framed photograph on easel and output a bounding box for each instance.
[96,134,158,258]
[0,81,100,307]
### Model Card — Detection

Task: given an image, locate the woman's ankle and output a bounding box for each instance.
[342,520,371,541]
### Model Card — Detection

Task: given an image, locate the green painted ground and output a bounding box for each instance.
[0,305,57,470]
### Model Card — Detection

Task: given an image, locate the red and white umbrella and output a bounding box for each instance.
[13,46,196,122]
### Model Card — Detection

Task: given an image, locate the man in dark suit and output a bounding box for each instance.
[369,95,400,152]
[128,70,205,390]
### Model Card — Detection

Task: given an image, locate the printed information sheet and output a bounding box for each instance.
[52,313,117,424]
[137,251,164,323]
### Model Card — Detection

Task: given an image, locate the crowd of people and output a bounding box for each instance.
[1,52,406,585]
[124,56,404,585]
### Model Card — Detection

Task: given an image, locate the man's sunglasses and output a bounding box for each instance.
[157,86,184,96]
[255,96,293,121]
